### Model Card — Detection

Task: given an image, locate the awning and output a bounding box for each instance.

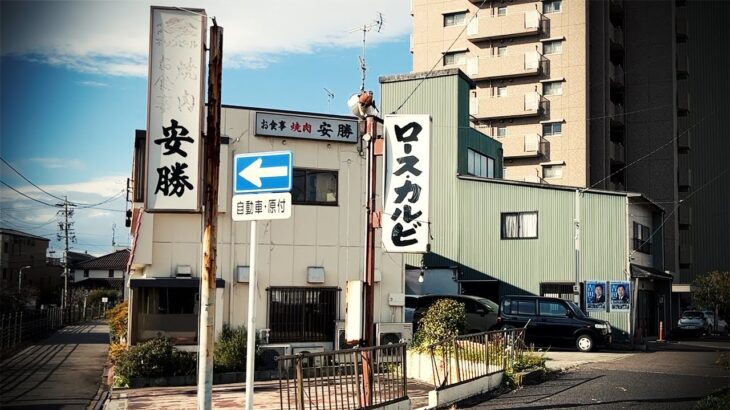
[130,277,225,289]
[630,264,674,281]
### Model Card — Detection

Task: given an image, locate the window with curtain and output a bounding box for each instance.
[444,51,467,66]
[501,211,538,239]
[444,12,467,27]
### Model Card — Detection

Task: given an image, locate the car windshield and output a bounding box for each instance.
[682,311,703,318]
[565,300,588,319]
[477,298,499,312]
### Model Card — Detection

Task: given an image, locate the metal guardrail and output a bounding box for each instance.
[0,304,107,357]
[427,327,526,388]
[277,343,407,409]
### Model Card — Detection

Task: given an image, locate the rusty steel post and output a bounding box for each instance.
[196,22,222,410]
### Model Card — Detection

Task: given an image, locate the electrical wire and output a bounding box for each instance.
[0,157,67,202]
[0,180,59,207]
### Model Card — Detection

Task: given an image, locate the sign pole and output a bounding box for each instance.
[197,21,222,410]
[245,220,258,410]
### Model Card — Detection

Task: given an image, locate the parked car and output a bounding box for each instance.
[677,310,711,336]
[497,295,612,352]
[411,294,499,334]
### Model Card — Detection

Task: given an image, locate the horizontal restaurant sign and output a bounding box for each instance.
[255,112,358,143]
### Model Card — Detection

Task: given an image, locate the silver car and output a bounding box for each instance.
[677,310,710,336]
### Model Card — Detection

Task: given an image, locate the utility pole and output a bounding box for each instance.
[197,20,223,410]
[361,116,380,407]
[57,197,75,310]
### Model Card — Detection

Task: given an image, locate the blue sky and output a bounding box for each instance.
[0,0,412,256]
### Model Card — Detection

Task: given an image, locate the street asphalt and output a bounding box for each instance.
[461,340,730,409]
[0,320,109,409]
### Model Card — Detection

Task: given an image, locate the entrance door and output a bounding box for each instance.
[637,290,657,337]
[460,281,499,303]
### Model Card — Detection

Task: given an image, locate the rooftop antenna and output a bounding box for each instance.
[112,223,116,247]
[323,88,335,113]
[351,12,384,92]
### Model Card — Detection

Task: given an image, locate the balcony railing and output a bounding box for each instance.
[503,134,545,159]
[609,103,625,127]
[609,141,625,163]
[471,91,544,120]
[609,25,624,48]
[468,51,542,80]
[609,63,624,88]
[467,10,541,41]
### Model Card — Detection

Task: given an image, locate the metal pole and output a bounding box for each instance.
[63,198,69,310]
[574,190,581,304]
[197,21,223,410]
[245,220,258,410]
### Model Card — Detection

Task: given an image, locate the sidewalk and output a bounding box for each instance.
[105,378,433,409]
[0,319,109,409]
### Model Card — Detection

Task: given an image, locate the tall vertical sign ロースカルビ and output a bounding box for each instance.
[382,115,431,253]
[145,7,206,211]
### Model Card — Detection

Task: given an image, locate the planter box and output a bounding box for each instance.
[123,370,278,389]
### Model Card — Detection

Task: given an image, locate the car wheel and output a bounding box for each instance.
[576,334,594,352]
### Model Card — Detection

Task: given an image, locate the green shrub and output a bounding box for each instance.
[114,338,196,381]
[214,325,248,373]
[716,353,729,370]
[107,300,128,344]
[513,348,547,372]
[410,299,466,352]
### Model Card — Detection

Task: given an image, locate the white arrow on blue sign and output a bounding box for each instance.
[234,151,293,193]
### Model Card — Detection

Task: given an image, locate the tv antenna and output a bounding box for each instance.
[112,223,117,247]
[323,88,335,113]
[351,12,384,92]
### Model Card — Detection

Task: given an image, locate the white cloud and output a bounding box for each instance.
[77,80,110,87]
[1,0,411,76]
[28,157,84,170]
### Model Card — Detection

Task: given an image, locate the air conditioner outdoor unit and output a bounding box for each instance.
[257,328,271,345]
[292,345,326,368]
[334,321,352,350]
[258,344,292,371]
[375,322,413,346]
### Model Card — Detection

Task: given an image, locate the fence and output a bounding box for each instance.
[0,304,107,357]
[277,343,407,409]
[427,327,526,388]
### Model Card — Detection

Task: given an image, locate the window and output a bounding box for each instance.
[443,51,467,66]
[544,0,562,14]
[141,287,197,314]
[497,6,507,16]
[543,40,563,54]
[496,127,507,137]
[467,149,495,178]
[444,12,467,27]
[109,269,115,278]
[504,299,536,315]
[539,300,568,317]
[542,164,564,179]
[2,268,6,280]
[496,46,507,56]
[543,81,563,96]
[268,287,339,343]
[633,222,652,254]
[501,211,538,239]
[84,269,90,278]
[543,122,562,136]
[496,86,507,97]
[292,168,338,205]
[3,242,7,253]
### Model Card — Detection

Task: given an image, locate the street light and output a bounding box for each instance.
[18,265,31,293]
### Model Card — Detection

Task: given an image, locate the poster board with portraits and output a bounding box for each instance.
[585,281,607,312]
[609,281,631,312]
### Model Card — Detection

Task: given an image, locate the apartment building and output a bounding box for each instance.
[412,0,588,186]
[411,0,729,321]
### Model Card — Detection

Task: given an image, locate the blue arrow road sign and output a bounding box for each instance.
[234,151,293,193]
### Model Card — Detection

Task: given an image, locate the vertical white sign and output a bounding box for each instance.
[145,7,206,211]
[382,115,431,253]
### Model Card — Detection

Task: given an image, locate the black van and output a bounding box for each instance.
[497,295,612,352]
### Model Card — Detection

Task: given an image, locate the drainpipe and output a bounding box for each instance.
[574,189,581,304]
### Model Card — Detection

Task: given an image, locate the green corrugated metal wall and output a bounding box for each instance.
[381,72,631,334]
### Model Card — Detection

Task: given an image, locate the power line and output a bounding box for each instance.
[0,180,58,207]
[0,157,67,201]
[75,190,126,208]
